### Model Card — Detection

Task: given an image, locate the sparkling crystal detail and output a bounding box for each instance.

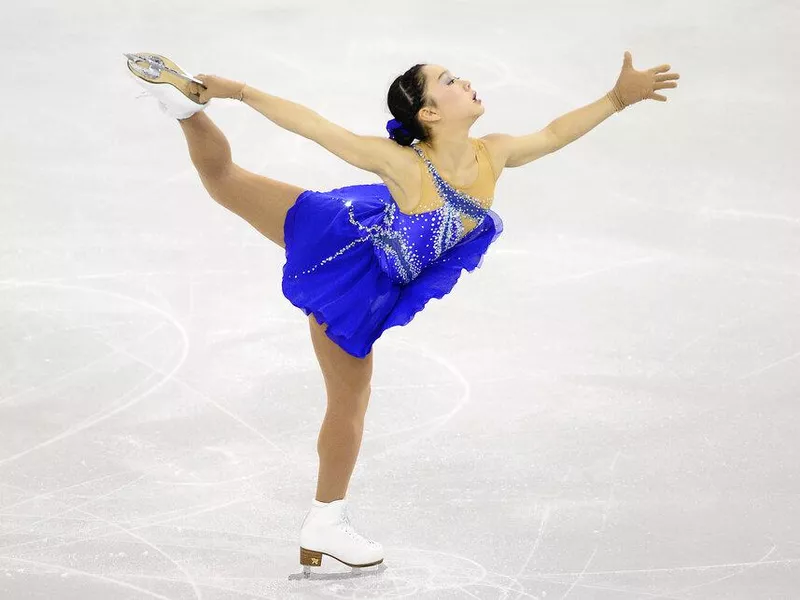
[287,144,495,286]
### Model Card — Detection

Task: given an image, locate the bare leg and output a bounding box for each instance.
[178,111,232,178]
[178,112,304,248]
[308,315,373,503]
[178,114,367,500]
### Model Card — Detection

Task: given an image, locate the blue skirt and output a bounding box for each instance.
[281,183,503,358]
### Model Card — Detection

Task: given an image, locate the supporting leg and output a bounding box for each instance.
[315,408,368,503]
[308,315,373,503]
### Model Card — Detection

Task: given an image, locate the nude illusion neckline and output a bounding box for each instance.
[414,139,482,191]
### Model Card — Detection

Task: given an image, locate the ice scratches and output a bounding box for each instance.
[295,546,490,595]
[699,207,800,227]
[661,543,778,597]
[0,322,166,409]
[73,506,203,600]
[514,505,552,580]
[1,496,251,558]
[528,551,799,599]
[0,473,150,550]
[0,556,173,599]
[739,349,800,380]
[0,469,131,512]
[121,572,278,599]
[367,337,472,459]
[0,281,190,468]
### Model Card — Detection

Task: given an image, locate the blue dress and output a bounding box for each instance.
[282,145,504,358]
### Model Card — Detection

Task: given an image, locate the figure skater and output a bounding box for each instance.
[123,51,679,574]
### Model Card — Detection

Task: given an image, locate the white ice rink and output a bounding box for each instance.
[2,0,799,598]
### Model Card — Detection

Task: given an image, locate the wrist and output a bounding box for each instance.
[236,83,248,101]
[606,89,625,112]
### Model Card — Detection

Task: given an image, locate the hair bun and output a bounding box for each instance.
[387,64,428,147]
[386,118,415,146]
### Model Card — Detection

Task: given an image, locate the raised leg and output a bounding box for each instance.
[178,112,304,248]
[308,314,373,503]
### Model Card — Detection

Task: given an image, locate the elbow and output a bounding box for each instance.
[545,128,564,153]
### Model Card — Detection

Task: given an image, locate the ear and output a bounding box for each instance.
[418,105,441,125]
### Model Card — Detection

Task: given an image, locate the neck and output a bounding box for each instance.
[420,129,473,173]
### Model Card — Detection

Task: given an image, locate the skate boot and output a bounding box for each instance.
[124,52,209,120]
[299,498,384,575]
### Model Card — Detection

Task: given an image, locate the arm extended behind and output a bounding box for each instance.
[241,85,399,177]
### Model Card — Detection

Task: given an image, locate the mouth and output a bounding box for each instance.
[472,91,481,103]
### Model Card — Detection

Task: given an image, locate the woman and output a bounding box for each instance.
[123,51,679,573]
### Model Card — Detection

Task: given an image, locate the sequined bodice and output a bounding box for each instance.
[285,140,500,289]
[345,144,497,285]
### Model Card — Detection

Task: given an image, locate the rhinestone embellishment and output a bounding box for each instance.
[286,144,494,286]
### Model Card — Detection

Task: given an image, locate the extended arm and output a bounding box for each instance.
[190,72,402,176]
[547,93,619,149]
[239,85,401,177]
[481,93,616,171]
[485,51,680,170]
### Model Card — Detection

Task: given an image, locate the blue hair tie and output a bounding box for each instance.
[386,118,411,141]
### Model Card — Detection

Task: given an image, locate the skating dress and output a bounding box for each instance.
[282,138,504,358]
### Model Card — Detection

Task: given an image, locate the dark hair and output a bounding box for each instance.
[387,64,434,147]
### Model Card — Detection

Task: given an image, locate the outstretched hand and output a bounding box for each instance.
[608,51,680,111]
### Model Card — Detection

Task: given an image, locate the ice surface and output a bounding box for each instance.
[1,0,798,597]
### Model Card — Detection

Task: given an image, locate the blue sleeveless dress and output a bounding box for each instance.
[281,145,504,358]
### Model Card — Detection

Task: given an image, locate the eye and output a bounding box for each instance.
[447,76,460,85]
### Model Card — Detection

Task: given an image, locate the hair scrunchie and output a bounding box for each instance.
[386,118,411,141]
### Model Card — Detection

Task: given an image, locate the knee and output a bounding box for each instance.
[326,386,371,421]
[201,165,237,203]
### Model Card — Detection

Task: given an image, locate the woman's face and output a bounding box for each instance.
[419,64,484,129]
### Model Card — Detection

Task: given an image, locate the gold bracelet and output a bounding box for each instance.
[236,84,247,101]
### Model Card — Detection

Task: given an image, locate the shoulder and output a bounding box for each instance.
[357,135,417,170]
[476,134,510,181]
[477,133,511,158]
[377,139,421,185]
[371,139,422,212]
[479,131,561,169]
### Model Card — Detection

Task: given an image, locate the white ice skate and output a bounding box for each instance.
[299,498,384,575]
[124,52,210,120]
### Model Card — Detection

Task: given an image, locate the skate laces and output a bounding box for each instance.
[339,505,379,546]
[340,505,357,535]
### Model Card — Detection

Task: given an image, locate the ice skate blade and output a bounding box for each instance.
[123,53,206,85]
[300,546,384,570]
[124,52,206,104]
